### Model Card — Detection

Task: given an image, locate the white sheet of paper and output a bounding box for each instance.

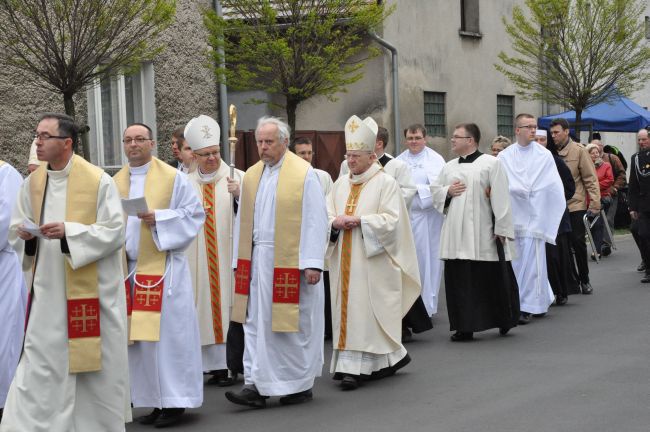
[121,197,149,216]
[22,219,47,240]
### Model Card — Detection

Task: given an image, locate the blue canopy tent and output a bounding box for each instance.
[538,95,650,132]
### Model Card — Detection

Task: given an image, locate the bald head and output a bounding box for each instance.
[638,129,650,150]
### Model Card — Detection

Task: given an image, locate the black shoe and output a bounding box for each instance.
[581,282,593,295]
[641,274,650,283]
[602,245,611,257]
[340,374,360,390]
[225,388,268,408]
[401,327,413,343]
[499,327,510,336]
[450,331,473,342]
[518,313,531,325]
[332,372,344,381]
[555,295,568,306]
[279,389,313,406]
[137,408,162,425]
[368,353,412,380]
[532,312,546,318]
[391,353,411,373]
[207,370,237,387]
[154,408,185,428]
[638,261,646,272]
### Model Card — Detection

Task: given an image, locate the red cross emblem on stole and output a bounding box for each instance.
[67,298,101,338]
[235,259,251,295]
[272,268,300,304]
[132,275,163,312]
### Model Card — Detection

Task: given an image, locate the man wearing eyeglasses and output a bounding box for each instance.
[3,113,130,430]
[550,118,600,295]
[114,123,206,427]
[498,114,565,324]
[430,123,520,342]
[183,115,244,387]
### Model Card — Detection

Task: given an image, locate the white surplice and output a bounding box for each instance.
[0,163,26,409]
[397,147,445,315]
[498,142,565,314]
[339,157,416,208]
[431,153,515,261]
[186,163,244,372]
[126,163,206,409]
[232,155,328,396]
[4,158,130,432]
[314,168,333,197]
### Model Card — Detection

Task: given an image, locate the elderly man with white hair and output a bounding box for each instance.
[225,116,328,408]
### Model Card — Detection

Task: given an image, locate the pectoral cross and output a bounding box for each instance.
[70,304,98,334]
[345,199,358,214]
[275,273,298,300]
[135,279,161,307]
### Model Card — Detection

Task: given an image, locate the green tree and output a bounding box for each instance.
[204,0,391,136]
[0,0,176,158]
[496,0,650,135]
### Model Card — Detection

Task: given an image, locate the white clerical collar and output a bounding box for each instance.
[129,161,151,175]
[47,154,74,179]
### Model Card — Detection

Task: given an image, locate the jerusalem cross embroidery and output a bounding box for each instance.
[235,259,251,295]
[67,298,101,338]
[272,268,300,304]
[133,275,163,312]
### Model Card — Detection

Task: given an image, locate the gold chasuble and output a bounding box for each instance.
[233,151,309,332]
[29,155,103,373]
[114,157,176,341]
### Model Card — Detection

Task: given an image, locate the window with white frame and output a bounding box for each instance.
[87,63,157,169]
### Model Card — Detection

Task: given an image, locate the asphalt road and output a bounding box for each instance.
[127,234,650,432]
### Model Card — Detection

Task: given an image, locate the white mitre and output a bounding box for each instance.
[535,129,547,137]
[184,114,221,151]
[345,115,378,152]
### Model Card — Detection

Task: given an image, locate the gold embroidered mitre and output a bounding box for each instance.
[345,115,378,152]
[185,114,221,151]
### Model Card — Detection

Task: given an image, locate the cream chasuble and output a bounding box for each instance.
[0,162,26,410]
[4,156,131,432]
[186,162,244,371]
[231,152,328,396]
[120,159,206,409]
[327,164,420,375]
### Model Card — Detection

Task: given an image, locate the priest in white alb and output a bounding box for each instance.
[0,161,26,423]
[115,123,205,428]
[184,115,244,386]
[3,113,130,431]
[498,114,565,323]
[431,122,520,342]
[225,117,328,408]
[396,123,446,317]
[327,115,421,391]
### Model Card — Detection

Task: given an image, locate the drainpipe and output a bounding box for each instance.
[369,32,400,151]
[214,0,231,163]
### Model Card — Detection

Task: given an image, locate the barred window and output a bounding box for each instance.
[497,95,514,138]
[424,92,446,138]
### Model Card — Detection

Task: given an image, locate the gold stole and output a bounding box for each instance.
[114,157,175,341]
[232,151,309,332]
[30,155,103,373]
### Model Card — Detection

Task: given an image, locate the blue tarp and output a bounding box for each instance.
[538,95,650,132]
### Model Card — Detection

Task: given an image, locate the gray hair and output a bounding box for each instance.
[255,116,291,144]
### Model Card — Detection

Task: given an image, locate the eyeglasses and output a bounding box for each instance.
[451,135,471,140]
[34,133,70,141]
[406,136,424,142]
[517,124,538,130]
[122,137,151,145]
[195,151,220,158]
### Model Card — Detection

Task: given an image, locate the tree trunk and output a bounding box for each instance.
[64,92,90,160]
[286,98,298,143]
[574,109,582,143]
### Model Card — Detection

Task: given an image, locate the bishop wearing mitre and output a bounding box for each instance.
[327,115,421,391]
